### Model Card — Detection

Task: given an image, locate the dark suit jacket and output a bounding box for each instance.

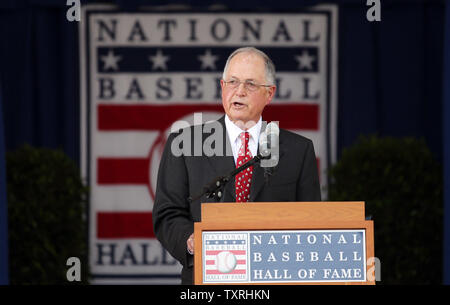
[152,116,321,284]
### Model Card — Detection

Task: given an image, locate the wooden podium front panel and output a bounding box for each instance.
[194,202,375,285]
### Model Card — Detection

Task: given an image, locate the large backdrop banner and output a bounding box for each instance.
[79,4,338,284]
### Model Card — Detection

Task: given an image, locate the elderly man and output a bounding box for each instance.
[153,47,321,285]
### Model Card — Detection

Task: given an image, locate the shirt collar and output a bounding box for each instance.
[224,115,262,144]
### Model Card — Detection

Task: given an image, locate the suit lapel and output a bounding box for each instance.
[204,116,236,202]
[249,162,264,202]
[206,154,236,202]
[249,130,286,202]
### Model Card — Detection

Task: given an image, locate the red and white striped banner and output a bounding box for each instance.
[80,6,338,284]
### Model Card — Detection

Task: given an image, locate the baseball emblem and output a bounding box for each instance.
[216,251,237,273]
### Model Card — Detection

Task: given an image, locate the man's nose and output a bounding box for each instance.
[235,82,247,96]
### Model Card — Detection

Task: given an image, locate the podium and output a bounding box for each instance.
[194,202,375,285]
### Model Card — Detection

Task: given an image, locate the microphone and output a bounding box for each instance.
[258,131,270,158]
[259,122,279,168]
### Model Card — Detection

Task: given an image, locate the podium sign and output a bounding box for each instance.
[194,202,375,285]
[202,229,366,284]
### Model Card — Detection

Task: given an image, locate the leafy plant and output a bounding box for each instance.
[6,145,89,284]
[328,135,443,284]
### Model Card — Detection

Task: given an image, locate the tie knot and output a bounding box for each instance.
[239,132,250,143]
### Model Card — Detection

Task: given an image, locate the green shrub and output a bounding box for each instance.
[6,145,89,284]
[328,135,443,284]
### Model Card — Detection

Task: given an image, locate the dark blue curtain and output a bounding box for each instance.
[338,0,443,161]
[0,0,80,163]
[442,0,450,286]
[0,81,8,285]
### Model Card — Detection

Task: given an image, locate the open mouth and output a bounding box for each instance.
[232,101,246,108]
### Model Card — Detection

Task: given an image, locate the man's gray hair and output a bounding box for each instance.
[222,47,276,85]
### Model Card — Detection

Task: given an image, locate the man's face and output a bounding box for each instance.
[221,52,276,127]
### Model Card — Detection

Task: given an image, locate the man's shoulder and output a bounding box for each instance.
[168,117,225,137]
[279,128,313,146]
[164,117,229,158]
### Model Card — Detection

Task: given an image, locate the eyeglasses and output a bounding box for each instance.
[223,78,273,92]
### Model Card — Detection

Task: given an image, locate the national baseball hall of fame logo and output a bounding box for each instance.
[79,5,338,283]
[203,233,249,282]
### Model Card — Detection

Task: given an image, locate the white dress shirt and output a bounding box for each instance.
[224,115,262,165]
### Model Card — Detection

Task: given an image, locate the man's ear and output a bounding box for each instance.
[266,86,276,104]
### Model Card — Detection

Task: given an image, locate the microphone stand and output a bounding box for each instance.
[188,153,269,203]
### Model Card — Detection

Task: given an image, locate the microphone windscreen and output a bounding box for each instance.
[266,122,279,151]
[258,131,271,157]
[266,122,280,136]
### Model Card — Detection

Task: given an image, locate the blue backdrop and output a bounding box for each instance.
[0,81,8,285]
[0,0,448,284]
[442,0,450,286]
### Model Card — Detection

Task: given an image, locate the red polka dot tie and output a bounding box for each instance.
[235,132,253,202]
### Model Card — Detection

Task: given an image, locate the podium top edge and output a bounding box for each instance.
[200,201,366,223]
